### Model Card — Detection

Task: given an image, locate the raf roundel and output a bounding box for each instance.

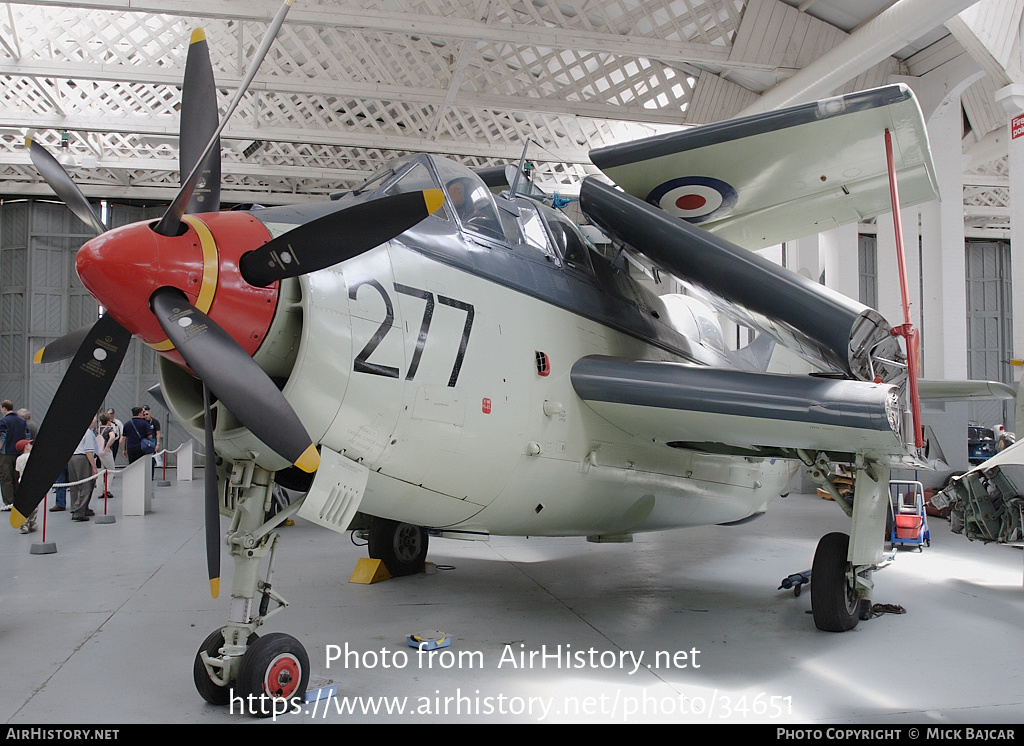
[646,176,739,224]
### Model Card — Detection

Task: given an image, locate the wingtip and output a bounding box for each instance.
[423,189,445,215]
[295,443,320,473]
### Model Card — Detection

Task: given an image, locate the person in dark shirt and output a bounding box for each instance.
[0,400,28,511]
[142,406,162,479]
[122,407,155,465]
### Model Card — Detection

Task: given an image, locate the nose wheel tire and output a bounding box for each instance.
[368,518,428,576]
[810,532,861,632]
[193,628,260,706]
[235,632,310,718]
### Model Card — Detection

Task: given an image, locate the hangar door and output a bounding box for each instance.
[965,240,1013,429]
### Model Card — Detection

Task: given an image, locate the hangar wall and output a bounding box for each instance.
[0,198,192,463]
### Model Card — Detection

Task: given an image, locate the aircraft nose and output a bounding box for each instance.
[76,223,160,318]
[75,220,206,348]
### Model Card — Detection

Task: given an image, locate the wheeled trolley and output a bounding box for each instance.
[888,480,930,550]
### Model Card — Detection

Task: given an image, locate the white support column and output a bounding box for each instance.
[995,85,1024,398]
[920,98,969,381]
[875,205,922,334]
[821,223,860,303]
[792,233,823,285]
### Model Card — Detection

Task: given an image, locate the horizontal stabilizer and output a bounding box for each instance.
[571,355,906,461]
[917,379,1016,401]
[591,85,937,250]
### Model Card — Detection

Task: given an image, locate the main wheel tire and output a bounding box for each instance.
[235,632,309,718]
[193,628,259,706]
[811,532,861,632]
[368,518,428,576]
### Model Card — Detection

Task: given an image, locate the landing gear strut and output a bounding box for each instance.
[193,462,309,717]
[803,451,889,632]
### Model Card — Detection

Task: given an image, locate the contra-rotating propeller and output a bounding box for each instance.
[11,4,300,601]
[16,0,444,599]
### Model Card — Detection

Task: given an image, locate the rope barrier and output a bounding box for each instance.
[48,442,191,488]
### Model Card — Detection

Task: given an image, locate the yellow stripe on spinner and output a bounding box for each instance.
[182,215,219,314]
[148,215,219,353]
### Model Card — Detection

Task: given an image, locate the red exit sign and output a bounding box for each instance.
[1013,115,1024,139]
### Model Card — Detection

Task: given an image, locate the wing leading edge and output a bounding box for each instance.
[571,356,911,463]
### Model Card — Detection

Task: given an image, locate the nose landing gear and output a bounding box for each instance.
[192,462,310,717]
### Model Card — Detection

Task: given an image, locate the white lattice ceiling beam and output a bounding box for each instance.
[10,0,764,71]
[0,58,694,126]
[0,110,593,162]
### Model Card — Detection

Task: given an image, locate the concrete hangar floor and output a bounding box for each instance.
[1,473,1021,725]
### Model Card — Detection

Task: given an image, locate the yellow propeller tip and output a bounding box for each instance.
[190,28,206,44]
[33,347,45,364]
[295,444,320,473]
[423,189,445,215]
[210,578,220,598]
[10,508,26,529]
[24,136,32,148]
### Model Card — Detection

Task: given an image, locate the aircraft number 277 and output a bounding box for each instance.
[349,278,475,388]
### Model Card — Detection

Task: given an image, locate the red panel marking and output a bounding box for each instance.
[1013,115,1024,140]
[482,398,491,414]
[675,194,707,211]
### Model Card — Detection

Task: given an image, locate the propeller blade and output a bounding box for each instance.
[238,190,445,287]
[11,314,131,527]
[203,383,220,598]
[33,324,94,364]
[149,286,319,473]
[26,137,107,236]
[180,28,221,215]
[154,0,294,237]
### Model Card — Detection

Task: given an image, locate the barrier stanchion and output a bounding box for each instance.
[95,467,115,524]
[24,439,199,556]
[157,448,171,487]
[30,488,56,555]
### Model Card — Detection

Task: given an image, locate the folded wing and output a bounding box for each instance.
[590,84,937,250]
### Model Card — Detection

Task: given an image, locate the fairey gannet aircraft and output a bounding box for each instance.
[14,0,986,716]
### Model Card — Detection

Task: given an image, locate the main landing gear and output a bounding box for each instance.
[192,462,310,718]
[810,532,869,631]
[368,517,429,576]
[802,451,889,632]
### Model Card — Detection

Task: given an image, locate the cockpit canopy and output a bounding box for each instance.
[363,153,595,275]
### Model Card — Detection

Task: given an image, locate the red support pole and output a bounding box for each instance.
[885,128,923,449]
